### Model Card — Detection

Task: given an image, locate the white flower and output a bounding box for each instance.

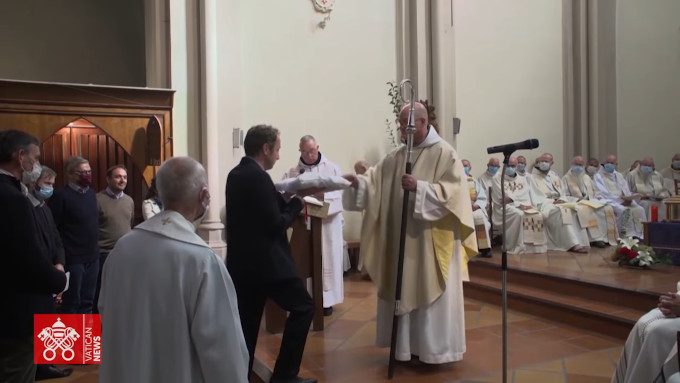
[620,237,640,250]
[635,252,654,267]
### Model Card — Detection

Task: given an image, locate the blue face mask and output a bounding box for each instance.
[488,166,499,175]
[672,160,680,169]
[604,163,616,173]
[538,162,551,172]
[505,167,517,177]
[640,165,653,175]
[517,163,526,172]
[571,165,584,175]
[464,166,470,175]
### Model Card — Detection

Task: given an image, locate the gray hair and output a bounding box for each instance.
[156,156,207,206]
[299,135,316,144]
[65,156,89,174]
[39,166,57,181]
[0,129,40,164]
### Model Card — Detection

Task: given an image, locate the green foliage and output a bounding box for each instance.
[385,81,402,148]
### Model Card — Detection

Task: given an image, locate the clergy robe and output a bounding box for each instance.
[477,171,495,198]
[660,166,680,196]
[98,210,249,383]
[343,126,477,363]
[561,169,618,245]
[593,169,647,238]
[467,175,491,250]
[491,172,587,254]
[627,169,671,221]
[284,153,345,307]
[613,308,680,383]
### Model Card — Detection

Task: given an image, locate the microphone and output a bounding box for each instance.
[486,139,539,155]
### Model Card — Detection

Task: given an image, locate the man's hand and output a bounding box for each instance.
[401,174,417,192]
[519,205,533,211]
[354,161,369,175]
[54,264,65,272]
[343,174,359,188]
[472,203,481,211]
[658,293,680,318]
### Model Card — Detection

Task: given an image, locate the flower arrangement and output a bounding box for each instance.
[610,237,661,268]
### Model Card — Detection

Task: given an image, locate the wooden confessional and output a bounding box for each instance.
[0,79,174,224]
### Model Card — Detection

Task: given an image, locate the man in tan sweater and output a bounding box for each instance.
[93,164,134,313]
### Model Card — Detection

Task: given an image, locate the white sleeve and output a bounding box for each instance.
[413,180,450,221]
[191,256,249,383]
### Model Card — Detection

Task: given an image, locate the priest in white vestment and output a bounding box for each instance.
[613,289,680,383]
[586,158,601,180]
[660,153,680,196]
[343,102,477,364]
[517,155,530,178]
[478,157,500,195]
[627,157,671,221]
[99,157,249,383]
[283,135,345,315]
[462,159,492,258]
[561,156,618,246]
[491,157,589,254]
[593,155,647,238]
[530,154,593,250]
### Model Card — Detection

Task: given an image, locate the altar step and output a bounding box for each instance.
[464,260,660,340]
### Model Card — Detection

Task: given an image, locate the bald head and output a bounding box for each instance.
[398,102,429,146]
[672,153,680,162]
[604,155,617,164]
[487,158,500,167]
[157,156,208,210]
[571,156,585,166]
[640,157,654,167]
[508,156,517,167]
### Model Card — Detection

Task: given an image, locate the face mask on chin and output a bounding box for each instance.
[193,201,210,230]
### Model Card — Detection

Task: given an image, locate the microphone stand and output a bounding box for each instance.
[500,153,510,383]
[387,80,415,379]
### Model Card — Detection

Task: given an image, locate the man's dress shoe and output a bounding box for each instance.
[35,364,73,380]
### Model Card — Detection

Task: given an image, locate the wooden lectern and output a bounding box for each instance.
[264,200,329,333]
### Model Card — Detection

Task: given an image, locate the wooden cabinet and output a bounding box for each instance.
[0,79,174,224]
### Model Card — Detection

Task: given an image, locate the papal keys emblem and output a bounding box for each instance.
[37,317,81,361]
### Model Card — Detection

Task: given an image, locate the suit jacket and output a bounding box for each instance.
[225,157,304,285]
[0,174,66,339]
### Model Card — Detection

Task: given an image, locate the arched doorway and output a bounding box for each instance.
[41,118,148,224]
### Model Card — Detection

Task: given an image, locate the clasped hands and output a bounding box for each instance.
[658,293,680,318]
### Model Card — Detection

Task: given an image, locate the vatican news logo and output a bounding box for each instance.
[34,314,101,364]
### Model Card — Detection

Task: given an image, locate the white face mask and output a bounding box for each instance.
[538,162,551,172]
[193,202,210,230]
[22,162,42,184]
[586,166,598,175]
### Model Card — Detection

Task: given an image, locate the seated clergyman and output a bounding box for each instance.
[462,159,492,258]
[490,156,589,254]
[626,156,671,221]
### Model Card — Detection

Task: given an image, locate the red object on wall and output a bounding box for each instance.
[651,205,659,222]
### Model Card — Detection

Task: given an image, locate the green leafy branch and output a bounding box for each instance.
[385,81,402,148]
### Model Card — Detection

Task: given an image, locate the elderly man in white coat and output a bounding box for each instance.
[283,135,345,316]
[593,155,647,239]
[462,159,492,258]
[627,157,671,221]
[98,157,249,383]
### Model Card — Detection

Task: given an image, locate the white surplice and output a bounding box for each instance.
[593,169,647,238]
[660,166,680,196]
[284,153,345,307]
[627,169,671,221]
[491,173,587,254]
[561,169,618,245]
[98,210,249,383]
[613,308,680,383]
[477,171,496,198]
[468,176,491,250]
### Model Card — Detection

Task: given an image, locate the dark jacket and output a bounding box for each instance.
[0,174,66,339]
[33,202,66,267]
[49,184,99,264]
[225,157,304,284]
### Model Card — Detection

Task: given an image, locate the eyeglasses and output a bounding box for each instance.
[75,170,92,175]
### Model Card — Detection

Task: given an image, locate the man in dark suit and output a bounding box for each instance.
[0,129,67,383]
[226,124,317,383]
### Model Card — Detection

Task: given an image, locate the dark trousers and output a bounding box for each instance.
[0,337,36,383]
[234,277,314,380]
[60,259,99,314]
[92,252,109,314]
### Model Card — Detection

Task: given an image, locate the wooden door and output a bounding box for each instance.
[41,118,147,224]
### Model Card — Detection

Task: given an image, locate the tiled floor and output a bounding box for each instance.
[252,272,625,383]
[52,247,678,383]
